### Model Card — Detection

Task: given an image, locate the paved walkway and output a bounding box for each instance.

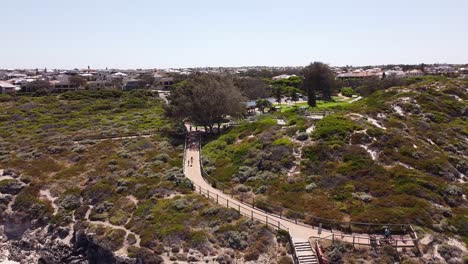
[183,130,417,250]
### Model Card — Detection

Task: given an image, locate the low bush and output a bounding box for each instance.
[313,115,360,142]
[341,87,355,97]
[61,90,124,100]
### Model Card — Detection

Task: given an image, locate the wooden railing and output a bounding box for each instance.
[315,240,329,264]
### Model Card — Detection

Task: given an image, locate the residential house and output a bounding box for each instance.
[272,74,297,80]
[87,80,114,90]
[123,79,142,91]
[337,70,383,79]
[385,70,406,78]
[6,73,27,80]
[406,69,424,77]
[51,74,84,92]
[158,77,174,90]
[0,81,19,94]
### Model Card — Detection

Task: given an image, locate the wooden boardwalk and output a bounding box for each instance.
[183,129,419,262]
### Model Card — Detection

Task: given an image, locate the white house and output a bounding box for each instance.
[385,70,406,78]
[406,69,424,77]
[272,74,297,80]
[0,81,19,94]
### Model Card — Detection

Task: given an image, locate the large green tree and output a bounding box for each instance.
[69,75,87,88]
[166,73,246,133]
[302,62,335,107]
[234,77,270,100]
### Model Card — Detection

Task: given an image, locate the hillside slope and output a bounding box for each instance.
[0,91,291,264]
[203,78,467,262]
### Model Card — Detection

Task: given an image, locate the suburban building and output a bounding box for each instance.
[0,81,19,94]
[385,70,406,78]
[406,69,424,77]
[158,77,174,90]
[272,74,297,80]
[87,80,114,90]
[337,70,383,79]
[123,79,142,91]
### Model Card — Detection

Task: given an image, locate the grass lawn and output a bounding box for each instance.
[275,96,354,112]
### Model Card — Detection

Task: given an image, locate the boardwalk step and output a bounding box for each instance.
[293,240,318,264]
[298,259,317,262]
[298,259,318,264]
[298,256,317,260]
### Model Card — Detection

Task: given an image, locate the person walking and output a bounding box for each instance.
[190,156,194,167]
[384,227,391,239]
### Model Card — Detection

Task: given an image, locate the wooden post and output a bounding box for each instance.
[280,211,282,219]
[332,234,335,243]
[252,198,255,208]
[216,194,218,204]
[266,215,268,225]
[238,204,240,213]
[353,236,355,249]
[207,190,210,199]
[251,211,253,220]
[199,186,201,194]
[227,199,229,208]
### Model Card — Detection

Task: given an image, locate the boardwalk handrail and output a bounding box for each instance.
[195,132,419,238]
[312,232,418,249]
[190,181,290,232]
[315,240,329,264]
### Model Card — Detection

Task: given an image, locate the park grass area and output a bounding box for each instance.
[275,96,354,112]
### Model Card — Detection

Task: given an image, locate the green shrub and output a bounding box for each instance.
[0,94,13,102]
[272,137,293,146]
[61,90,123,100]
[120,97,147,109]
[313,115,360,142]
[341,87,355,97]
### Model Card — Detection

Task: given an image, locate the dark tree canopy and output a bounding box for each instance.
[138,74,155,88]
[28,80,52,95]
[69,75,87,88]
[255,99,272,113]
[234,77,270,100]
[166,73,246,133]
[268,76,303,104]
[302,62,336,107]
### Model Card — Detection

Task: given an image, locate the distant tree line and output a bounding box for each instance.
[165,61,443,132]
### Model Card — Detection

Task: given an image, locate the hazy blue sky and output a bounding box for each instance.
[1,0,467,69]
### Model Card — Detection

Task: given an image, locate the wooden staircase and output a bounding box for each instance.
[293,239,319,264]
